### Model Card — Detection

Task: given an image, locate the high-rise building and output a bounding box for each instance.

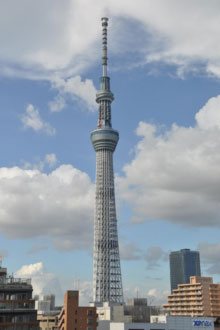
[90,18,123,304]
[164,276,220,318]
[169,249,201,292]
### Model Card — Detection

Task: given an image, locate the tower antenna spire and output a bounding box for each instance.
[101,17,108,76]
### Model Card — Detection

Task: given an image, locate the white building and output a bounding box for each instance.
[98,316,214,330]
[93,302,131,322]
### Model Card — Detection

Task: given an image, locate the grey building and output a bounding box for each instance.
[169,248,201,292]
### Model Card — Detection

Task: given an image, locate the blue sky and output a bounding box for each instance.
[1,0,220,305]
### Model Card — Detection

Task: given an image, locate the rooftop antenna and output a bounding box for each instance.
[101,17,108,77]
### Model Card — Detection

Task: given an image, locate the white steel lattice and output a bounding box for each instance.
[93,150,123,303]
[90,17,123,304]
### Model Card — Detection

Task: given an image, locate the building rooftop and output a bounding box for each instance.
[0,276,31,286]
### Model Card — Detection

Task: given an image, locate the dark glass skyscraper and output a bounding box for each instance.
[169,249,201,292]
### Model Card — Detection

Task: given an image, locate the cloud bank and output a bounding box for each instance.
[0,164,94,251]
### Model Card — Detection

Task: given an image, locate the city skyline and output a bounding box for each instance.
[0,1,220,305]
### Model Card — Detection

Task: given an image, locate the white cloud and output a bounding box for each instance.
[15,262,63,302]
[44,153,58,168]
[21,104,56,136]
[49,76,97,112]
[0,164,94,251]
[15,263,94,305]
[117,94,220,227]
[49,95,66,112]
[2,1,220,114]
[195,95,220,130]
[0,1,220,79]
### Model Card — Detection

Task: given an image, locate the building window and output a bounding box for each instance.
[88,319,93,324]
[88,328,93,330]
[75,319,77,323]
[88,309,93,316]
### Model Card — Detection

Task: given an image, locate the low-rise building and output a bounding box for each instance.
[92,298,165,323]
[58,290,98,330]
[91,302,131,323]
[97,316,214,330]
[38,311,59,330]
[164,276,220,317]
[36,294,61,330]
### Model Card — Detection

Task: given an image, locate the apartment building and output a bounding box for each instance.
[164,276,220,317]
[58,291,98,330]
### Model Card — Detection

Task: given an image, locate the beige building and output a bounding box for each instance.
[38,313,59,330]
[164,276,220,317]
[58,291,98,330]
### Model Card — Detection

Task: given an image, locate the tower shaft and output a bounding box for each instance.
[91,18,123,304]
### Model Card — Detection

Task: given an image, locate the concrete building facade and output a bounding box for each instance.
[164,276,220,317]
[58,291,98,330]
[38,312,58,330]
[170,249,201,292]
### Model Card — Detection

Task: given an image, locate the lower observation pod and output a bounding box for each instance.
[91,128,119,152]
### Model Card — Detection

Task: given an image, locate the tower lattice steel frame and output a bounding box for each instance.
[91,18,123,304]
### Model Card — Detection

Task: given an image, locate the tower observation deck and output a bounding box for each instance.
[91,18,123,304]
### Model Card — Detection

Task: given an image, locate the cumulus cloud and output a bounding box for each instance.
[49,76,97,112]
[198,242,220,275]
[21,104,56,136]
[117,94,220,227]
[15,262,63,302]
[0,164,94,251]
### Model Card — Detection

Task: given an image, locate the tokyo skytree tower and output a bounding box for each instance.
[91,18,123,304]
